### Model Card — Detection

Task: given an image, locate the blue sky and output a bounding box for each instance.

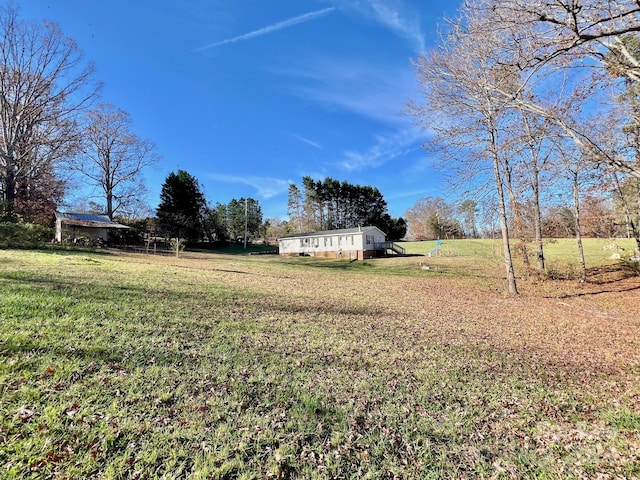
[20,0,462,219]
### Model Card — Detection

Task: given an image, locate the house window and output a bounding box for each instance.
[350,235,354,245]
[329,237,332,246]
[299,239,304,247]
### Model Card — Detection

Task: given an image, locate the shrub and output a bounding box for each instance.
[0,222,53,249]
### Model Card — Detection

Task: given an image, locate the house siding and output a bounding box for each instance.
[279,227,386,259]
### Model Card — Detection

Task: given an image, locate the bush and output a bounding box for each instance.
[0,222,53,249]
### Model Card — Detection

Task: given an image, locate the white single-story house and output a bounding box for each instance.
[55,212,129,244]
[279,226,405,260]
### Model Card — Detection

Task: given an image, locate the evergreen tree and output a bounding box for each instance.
[225,198,262,241]
[156,170,205,242]
[294,176,397,232]
[202,202,227,243]
[287,183,304,233]
[385,216,408,241]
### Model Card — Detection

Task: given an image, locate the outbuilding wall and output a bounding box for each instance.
[55,222,108,243]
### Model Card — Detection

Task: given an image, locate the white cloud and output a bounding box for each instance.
[333,0,425,52]
[194,7,336,51]
[338,127,423,172]
[385,188,436,200]
[369,0,425,52]
[278,58,417,125]
[206,173,291,199]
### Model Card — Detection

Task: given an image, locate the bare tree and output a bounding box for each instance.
[514,114,549,271]
[74,103,159,220]
[504,104,565,272]
[570,160,588,283]
[466,0,640,179]
[605,35,640,249]
[610,170,639,247]
[405,197,456,241]
[486,0,640,82]
[499,127,535,274]
[0,4,98,221]
[457,199,479,238]
[555,137,606,281]
[590,105,640,249]
[409,9,520,294]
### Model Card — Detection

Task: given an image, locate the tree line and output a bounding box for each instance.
[152,171,407,246]
[408,0,640,294]
[403,194,631,242]
[154,169,264,245]
[287,176,407,241]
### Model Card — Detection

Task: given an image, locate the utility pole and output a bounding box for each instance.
[244,198,248,249]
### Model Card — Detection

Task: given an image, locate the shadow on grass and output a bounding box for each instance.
[0,266,389,329]
[0,270,171,298]
[546,264,640,298]
[2,337,124,365]
[586,263,640,282]
[37,245,116,257]
[556,283,640,298]
[276,257,366,270]
[278,256,428,273]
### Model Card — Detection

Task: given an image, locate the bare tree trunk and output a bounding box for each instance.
[496,167,518,294]
[572,170,587,283]
[532,171,546,271]
[513,109,550,273]
[106,191,113,220]
[636,177,640,252]
[504,170,532,275]
[490,131,518,295]
[105,158,113,220]
[2,154,16,219]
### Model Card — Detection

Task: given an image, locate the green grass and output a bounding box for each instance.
[1,248,638,478]
[399,237,639,279]
[402,237,637,261]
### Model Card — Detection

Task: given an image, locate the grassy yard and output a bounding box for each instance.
[402,237,638,269]
[1,245,639,479]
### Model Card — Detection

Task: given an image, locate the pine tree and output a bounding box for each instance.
[156,170,205,242]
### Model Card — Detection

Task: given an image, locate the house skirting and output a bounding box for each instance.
[280,249,377,260]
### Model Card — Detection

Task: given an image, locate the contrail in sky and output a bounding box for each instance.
[292,134,322,149]
[195,7,336,51]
